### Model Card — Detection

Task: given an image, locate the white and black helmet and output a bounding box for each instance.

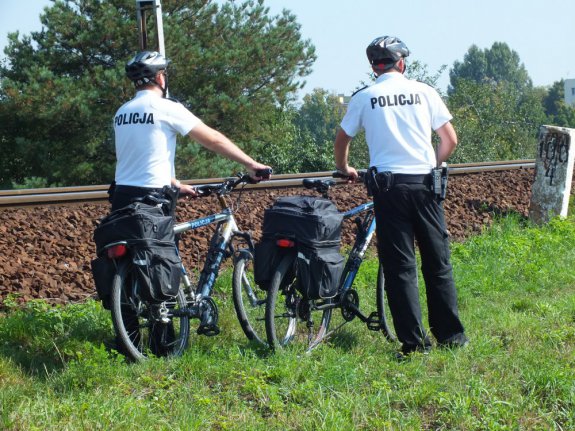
[125,51,169,86]
[366,36,410,66]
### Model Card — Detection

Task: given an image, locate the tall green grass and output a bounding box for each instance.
[1,214,574,430]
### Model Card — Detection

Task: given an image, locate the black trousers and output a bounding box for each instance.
[373,183,466,351]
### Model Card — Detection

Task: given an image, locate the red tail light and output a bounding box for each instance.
[107,244,127,259]
[276,239,295,248]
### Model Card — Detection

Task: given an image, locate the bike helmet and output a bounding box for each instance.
[125,51,169,87]
[366,36,410,67]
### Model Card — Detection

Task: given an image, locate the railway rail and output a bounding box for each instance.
[0,160,535,208]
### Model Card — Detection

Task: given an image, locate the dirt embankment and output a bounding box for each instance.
[0,169,535,306]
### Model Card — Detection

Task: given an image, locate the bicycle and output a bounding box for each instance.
[100,171,270,361]
[264,171,397,352]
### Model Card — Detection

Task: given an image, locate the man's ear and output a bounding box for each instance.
[372,64,384,76]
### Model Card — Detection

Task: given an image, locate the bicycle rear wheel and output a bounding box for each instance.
[376,263,397,342]
[232,249,267,347]
[265,254,331,351]
[111,261,190,361]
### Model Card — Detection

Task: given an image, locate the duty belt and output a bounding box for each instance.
[115,185,165,194]
[389,173,432,186]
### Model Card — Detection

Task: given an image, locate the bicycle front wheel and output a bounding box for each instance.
[111,261,190,361]
[232,250,267,347]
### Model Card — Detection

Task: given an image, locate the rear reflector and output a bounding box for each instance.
[107,244,127,259]
[276,238,295,248]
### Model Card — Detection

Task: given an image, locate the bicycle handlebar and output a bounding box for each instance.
[302,170,369,197]
[332,170,367,181]
[195,168,272,197]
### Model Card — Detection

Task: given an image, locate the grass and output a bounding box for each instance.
[1,213,575,430]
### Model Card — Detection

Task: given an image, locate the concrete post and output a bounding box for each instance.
[529,125,575,224]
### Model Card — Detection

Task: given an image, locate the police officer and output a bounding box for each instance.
[112,50,271,211]
[334,36,468,359]
[111,51,271,351]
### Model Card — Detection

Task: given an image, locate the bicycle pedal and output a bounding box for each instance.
[197,324,221,337]
[366,311,382,331]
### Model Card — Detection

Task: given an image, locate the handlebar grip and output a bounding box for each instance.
[195,186,212,197]
[332,170,367,181]
[302,178,317,189]
[255,168,272,179]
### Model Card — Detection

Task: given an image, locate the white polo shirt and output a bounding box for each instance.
[340,73,452,174]
[113,90,201,188]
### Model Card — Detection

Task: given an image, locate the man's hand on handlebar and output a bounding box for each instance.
[178,183,199,199]
[247,164,273,182]
[335,166,359,182]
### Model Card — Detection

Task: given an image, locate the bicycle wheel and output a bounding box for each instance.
[265,254,298,349]
[376,263,397,342]
[111,261,190,361]
[265,254,331,351]
[232,249,267,347]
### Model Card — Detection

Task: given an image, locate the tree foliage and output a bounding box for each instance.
[447,79,546,162]
[252,89,370,174]
[446,42,546,163]
[0,0,315,187]
[449,42,531,94]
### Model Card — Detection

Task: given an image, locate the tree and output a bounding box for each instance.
[447,79,546,162]
[449,42,532,94]
[251,89,370,174]
[446,42,547,163]
[406,60,447,95]
[0,0,315,187]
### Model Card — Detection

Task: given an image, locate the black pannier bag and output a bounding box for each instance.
[261,196,343,247]
[91,202,177,304]
[93,202,175,255]
[253,239,282,290]
[131,240,182,302]
[256,196,345,299]
[296,245,345,299]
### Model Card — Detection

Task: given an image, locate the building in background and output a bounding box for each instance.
[565,79,575,106]
[337,94,351,106]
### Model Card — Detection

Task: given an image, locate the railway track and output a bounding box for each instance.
[0,160,535,208]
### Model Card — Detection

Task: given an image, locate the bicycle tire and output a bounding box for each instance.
[111,260,190,361]
[232,250,267,347]
[265,253,331,351]
[376,263,397,342]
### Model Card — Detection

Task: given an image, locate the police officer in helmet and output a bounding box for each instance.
[111,50,271,212]
[334,36,468,359]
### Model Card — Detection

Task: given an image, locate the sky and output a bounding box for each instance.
[2,0,575,98]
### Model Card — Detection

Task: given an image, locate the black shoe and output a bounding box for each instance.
[438,334,469,349]
[394,345,430,362]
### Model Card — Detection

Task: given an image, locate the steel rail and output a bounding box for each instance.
[0,160,535,208]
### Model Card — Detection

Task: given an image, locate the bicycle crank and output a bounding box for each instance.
[340,289,360,322]
[196,297,220,336]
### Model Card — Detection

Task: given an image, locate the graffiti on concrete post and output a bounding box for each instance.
[538,131,570,185]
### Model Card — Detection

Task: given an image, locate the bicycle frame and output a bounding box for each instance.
[173,202,249,301]
[338,201,376,294]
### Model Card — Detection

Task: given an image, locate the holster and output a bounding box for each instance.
[160,185,180,216]
[365,167,394,195]
[431,165,449,201]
